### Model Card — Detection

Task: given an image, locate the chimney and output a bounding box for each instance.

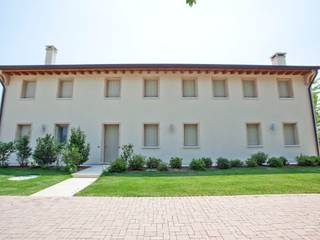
[270,52,286,65]
[45,45,57,65]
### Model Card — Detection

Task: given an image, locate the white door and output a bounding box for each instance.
[104,125,119,162]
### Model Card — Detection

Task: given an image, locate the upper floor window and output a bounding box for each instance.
[212,79,228,98]
[21,80,36,99]
[58,80,73,98]
[283,123,299,146]
[105,78,121,98]
[246,123,262,146]
[16,124,31,139]
[55,124,69,143]
[144,78,159,98]
[278,79,293,98]
[243,80,257,98]
[144,124,159,147]
[182,78,197,97]
[184,124,199,147]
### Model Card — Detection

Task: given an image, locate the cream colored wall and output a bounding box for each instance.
[0,73,317,165]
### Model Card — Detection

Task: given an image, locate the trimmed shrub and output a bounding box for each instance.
[68,128,90,165]
[128,154,145,170]
[108,158,127,173]
[296,155,319,166]
[157,162,168,171]
[33,134,60,167]
[0,141,15,167]
[230,159,243,168]
[267,157,284,168]
[279,156,288,166]
[62,146,82,173]
[120,144,134,162]
[216,158,231,169]
[246,158,258,167]
[200,157,212,168]
[189,159,206,171]
[249,152,268,166]
[15,136,32,167]
[146,157,161,169]
[169,157,182,169]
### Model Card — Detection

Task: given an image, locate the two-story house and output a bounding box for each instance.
[0,46,318,165]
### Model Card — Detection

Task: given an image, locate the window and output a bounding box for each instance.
[278,79,293,98]
[184,124,198,146]
[105,79,121,98]
[182,79,197,97]
[16,124,31,139]
[144,124,159,147]
[246,123,262,146]
[283,123,298,145]
[55,124,69,143]
[58,80,73,98]
[243,80,257,98]
[213,79,228,97]
[144,79,159,97]
[21,81,36,98]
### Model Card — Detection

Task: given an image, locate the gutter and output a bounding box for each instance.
[307,70,319,155]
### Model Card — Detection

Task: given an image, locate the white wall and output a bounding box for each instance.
[0,73,317,164]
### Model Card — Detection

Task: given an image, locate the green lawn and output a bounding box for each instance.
[0,167,70,196]
[77,167,320,197]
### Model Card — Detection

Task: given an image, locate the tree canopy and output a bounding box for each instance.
[186,0,196,7]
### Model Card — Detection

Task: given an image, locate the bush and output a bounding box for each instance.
[15,136,32,167]
[246,158,258,167]
[33,134,60,167]
[296,155,319,166]
[279,156,288,166]
[128,154,145,170]
[146,157,161,169]
[230,159,243,168]
[120,144,134,162]
[157,162,168,171]
[189,159,206,171]
[68,128,90,165]
[62,146,82,173]
[200,157,212,168]
[249,152,268,166]
[169,157,182,169]
[267,157,284,168]
[216,158,231,169]
[108,158,127,173]
[0,141,15,167]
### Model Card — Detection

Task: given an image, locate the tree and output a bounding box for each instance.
[33,134,60,167]
[186,0,196,7]
[67,127,90,165]
[0,141,15,167]
[15,136,32,167]
[312,78,320,143]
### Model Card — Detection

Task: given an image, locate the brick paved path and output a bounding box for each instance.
[0,195,320,239]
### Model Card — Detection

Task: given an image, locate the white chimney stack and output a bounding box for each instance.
[270,52,286,65]
[45,45,57,65]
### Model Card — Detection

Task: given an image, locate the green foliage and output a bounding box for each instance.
[108,158,127,173]
[68,128,90,165]
[200,157,212,168]
[15,136,32,167]
[157,162,169,171]
[120,144,134,162]
[230,159,243,168]
[33,134,60,167]
[246,158,258,167]
[62,146,82,173]
[267,157,284,168]
[279,156,288,166]
[189,159,206,171]
[312,78,320,143]
[128,154,145,170]
[216,158,231,169]
[146,157,161,169]
[296,155,320,166]
[169,157,182,169]
[249,152,268,166]
[186,0,196,6]
[0,141,15,167]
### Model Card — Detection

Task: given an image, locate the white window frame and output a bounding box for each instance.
[21,80,36,99]
[143,77,159,98]
[277,79,294,99]
[212,78,228,98]
[182,78,198,98]
[246,123,263,147]
[105,78,121,98]
[57,79,74,99]
[143,123,160,148]
[183,123,199,148]
[283,122,299,146]
[242,79,258,99]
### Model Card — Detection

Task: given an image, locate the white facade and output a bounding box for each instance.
[0,70,318,165]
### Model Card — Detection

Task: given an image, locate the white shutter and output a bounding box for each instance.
[60,81,73,98]
[213,80,227,97]
[243,80,256,98]
[283,124,297,145]
[144,124,159,146]
[106,80,120,97]
[23,81,36,98]
[144,79,158,97]
[184,124,198,146]
[278,80,292,98]
[247,124,260,145]
[183,80,196,97]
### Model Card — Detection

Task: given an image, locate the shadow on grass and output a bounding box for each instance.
[0,167,69,177]
[103,167,320,178]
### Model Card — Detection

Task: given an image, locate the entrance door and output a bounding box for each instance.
[104,124,119,162]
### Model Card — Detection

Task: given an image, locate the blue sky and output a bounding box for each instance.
[0,0,320,66]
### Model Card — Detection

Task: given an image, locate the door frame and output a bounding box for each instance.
[101,123,120,163]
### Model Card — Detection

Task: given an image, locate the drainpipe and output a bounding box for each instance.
[0,76,6,129]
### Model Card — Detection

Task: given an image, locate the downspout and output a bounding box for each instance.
[307,70,319,156]
[0,71,8,132]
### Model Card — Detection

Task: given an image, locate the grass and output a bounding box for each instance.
[0,167,70,196]
[77,167,320,197]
